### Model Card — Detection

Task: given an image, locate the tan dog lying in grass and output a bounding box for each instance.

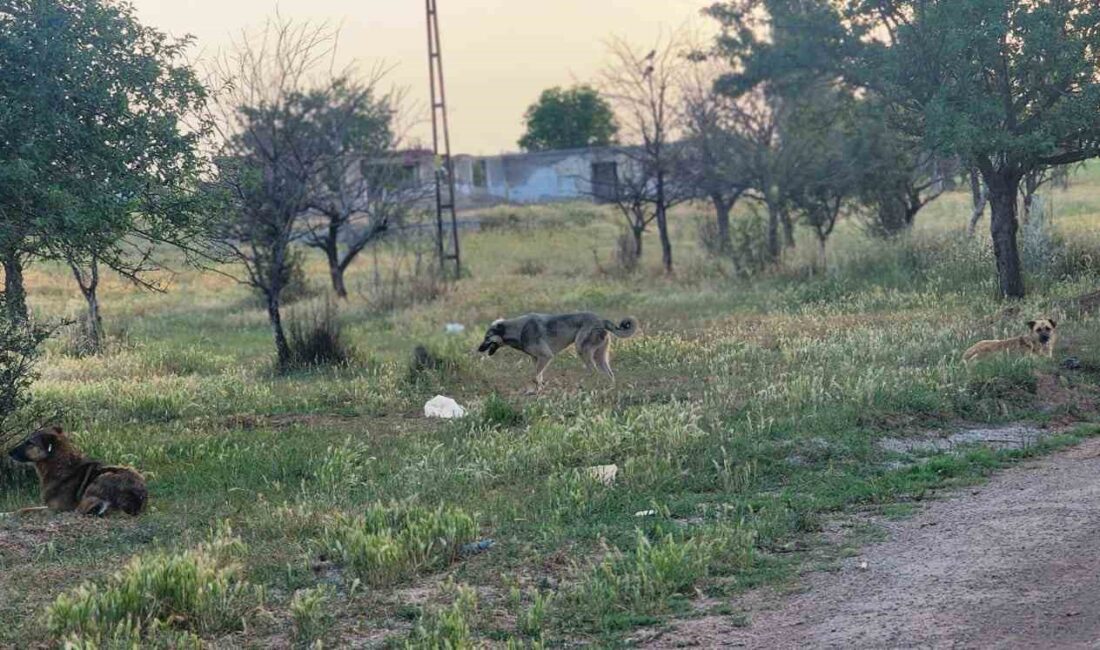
[962,318,1057,363]
[7,426,147,517]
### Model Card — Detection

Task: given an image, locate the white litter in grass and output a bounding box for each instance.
[424,395,466,419]
[634,509,657,517]
[444,323,465,334]
[859,561,868,570]
[585,464,618,486]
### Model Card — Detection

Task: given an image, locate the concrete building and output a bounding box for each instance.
[394,146,640,208]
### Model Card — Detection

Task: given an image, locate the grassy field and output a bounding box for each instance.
[3,166,1100,647]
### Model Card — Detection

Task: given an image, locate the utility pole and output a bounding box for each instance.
[426,0,461,278]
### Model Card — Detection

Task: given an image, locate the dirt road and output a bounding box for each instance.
[648,437,1100,649]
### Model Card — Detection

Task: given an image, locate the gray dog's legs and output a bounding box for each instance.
[595,338,614,382]
[531,343,555,390]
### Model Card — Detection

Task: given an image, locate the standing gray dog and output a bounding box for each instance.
[478,312,638,389]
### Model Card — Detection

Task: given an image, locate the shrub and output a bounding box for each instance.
[286,298,353,368]
[317,502,478,585]
[0,316,48,486]
[46,528,263,647]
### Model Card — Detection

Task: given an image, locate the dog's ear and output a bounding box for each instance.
[51,425,64,437]
[1049,319,1057,329]
[1027,320,1036,330]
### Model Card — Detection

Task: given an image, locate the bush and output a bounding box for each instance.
[0,315,48,485]
[404,339,471,387]
[286,298,353,368]
[46,528,263,647]
[317,502,478,586]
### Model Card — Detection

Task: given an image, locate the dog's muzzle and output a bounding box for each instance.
[1039,334,1051,344]
[478,341,500,355]
[8,446,27,463]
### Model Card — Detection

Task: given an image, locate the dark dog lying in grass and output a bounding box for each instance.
[7,426,147,516]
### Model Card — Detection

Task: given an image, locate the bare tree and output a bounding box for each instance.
[299,73,430,298]
[210,17,340,367]
[605,159,657,262]
[600,35,690,274]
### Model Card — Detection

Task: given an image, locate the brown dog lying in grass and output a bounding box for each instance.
[7,426,147,516]
[962,318,1057,364]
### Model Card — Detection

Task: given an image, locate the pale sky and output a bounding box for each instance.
[129,0,715,154]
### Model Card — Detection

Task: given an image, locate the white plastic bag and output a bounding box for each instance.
[424,395,467,419]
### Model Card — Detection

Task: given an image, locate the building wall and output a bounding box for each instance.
[452,147,630,207]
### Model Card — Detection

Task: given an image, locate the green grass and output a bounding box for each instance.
[3,166,1100,645]
[45,527,262,648]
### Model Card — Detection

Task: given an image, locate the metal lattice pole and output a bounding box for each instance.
[426,0,461,278]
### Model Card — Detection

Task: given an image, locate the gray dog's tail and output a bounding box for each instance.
[604,317,639,338]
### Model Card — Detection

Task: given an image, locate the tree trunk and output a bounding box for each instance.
[266,292,292,368]
[968,169,987,237]
[656,172,673,273]
[80,286,103,353]
[631,224,644,258]
[322,227,349,299]
[712,195,732,253]
[781,210,795,249]
[3,252,27,323]
[765,203,781,262]
[986,173,1026,299]
[73,259,103,353]
[816,235,827,273]
[656,206,672,273]
[326,242,348,299]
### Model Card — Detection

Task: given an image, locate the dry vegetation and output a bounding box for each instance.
[3,167,1100,647]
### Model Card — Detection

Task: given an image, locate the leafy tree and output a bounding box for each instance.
[782,85,865,271]
[0,0,211,329]
[679,56,751,253]
[709,0,1100,298]
[712,85,811,262]
[518,86,619,151]
[850,103,944,238]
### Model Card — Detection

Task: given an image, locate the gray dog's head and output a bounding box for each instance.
[478,319,505,356]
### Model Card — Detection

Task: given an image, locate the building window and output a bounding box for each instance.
[591,162,619,202]
[473,159,488,188]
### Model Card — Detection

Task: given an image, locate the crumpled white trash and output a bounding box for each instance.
[424,395,466,419]
[444,323,465,334]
